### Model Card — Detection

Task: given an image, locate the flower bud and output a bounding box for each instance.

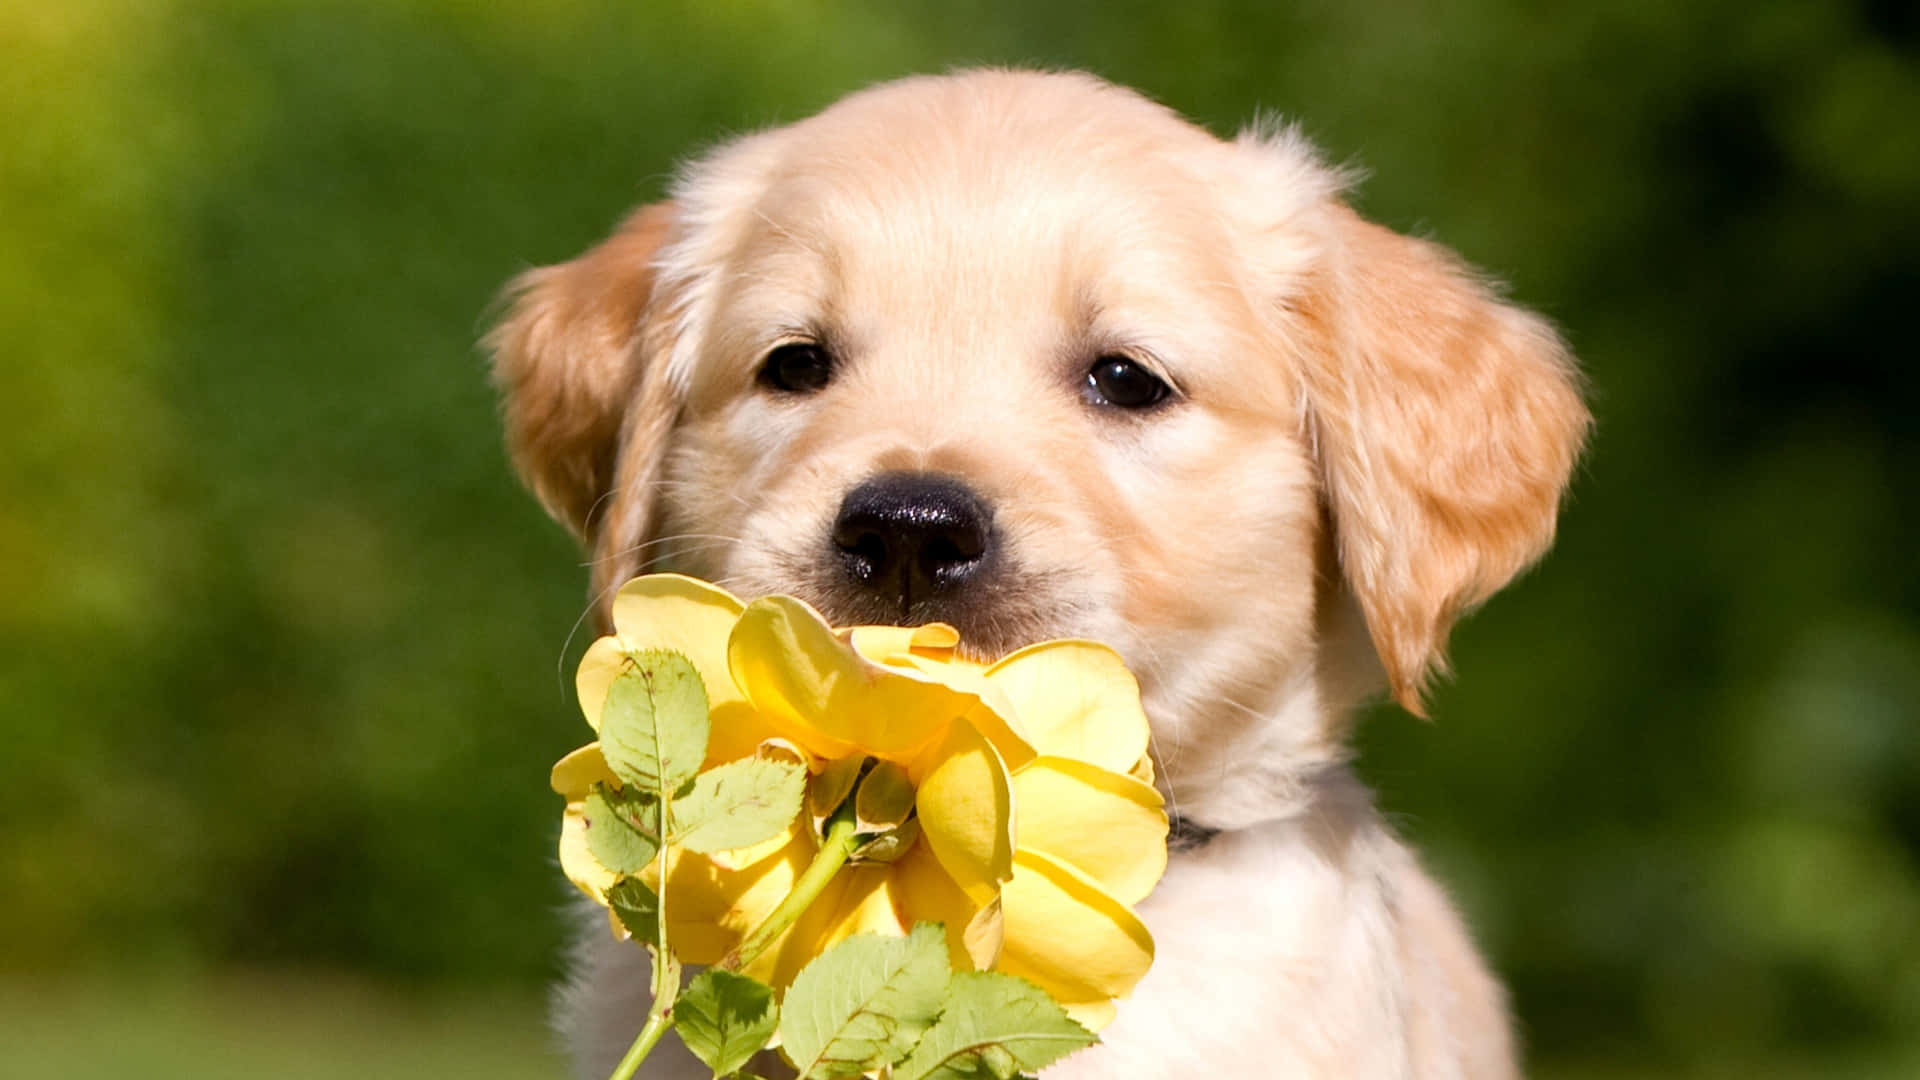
[853,760,915,833]
[850,815,921,864]
[808,755,867,837]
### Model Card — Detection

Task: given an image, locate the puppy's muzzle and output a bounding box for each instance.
[831,471,995,617]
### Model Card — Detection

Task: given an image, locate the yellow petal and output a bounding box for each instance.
[589,576,779,765]
[985,641,1149,775]
[961,896,1005,974]
[849,623,960,666]
[826,865,911,937]
[729,596,972,762]
[609,573,748,703]
[652,827,813,966]
[887,657,1037,771]
[1130,752,1156,785]
[997,849,1154,1025]
[558,802,618,903]
[755,738,813,770]
[1062,999,1116,1031]
[1011,756,1168,906]
[888,841,1000,970]
[913,720,1015,903]
[574,635,630,732]
[550,743,618,797]
[888,650,990,696]
[706,822,806,871]
[960,698,1038,774]
[704,699,777,769]
[752,864,908,988]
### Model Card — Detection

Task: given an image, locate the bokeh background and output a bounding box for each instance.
[4,1,1916,1076]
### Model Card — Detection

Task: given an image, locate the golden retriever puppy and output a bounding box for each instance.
[491,69,1588,1079]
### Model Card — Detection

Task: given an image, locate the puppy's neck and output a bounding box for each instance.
[1152,652,1370,832]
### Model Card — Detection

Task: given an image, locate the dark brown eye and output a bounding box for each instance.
[1086,355,1172,409]
[758,343,835,394]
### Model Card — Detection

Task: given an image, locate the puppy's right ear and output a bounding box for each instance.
[487,202,676,540]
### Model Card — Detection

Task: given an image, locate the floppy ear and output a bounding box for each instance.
[1302,205,1590,714]
[486,202,677,540]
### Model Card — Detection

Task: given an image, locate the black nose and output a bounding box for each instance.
[831,472,994,614]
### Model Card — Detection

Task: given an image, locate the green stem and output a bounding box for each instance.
[720,815,862,972]
[602,814,864,1080]
[607,1009,674,1080]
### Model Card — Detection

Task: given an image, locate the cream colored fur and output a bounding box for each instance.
[490,69,1589,1079]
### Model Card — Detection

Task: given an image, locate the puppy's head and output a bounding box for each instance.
[490,71,1588,829]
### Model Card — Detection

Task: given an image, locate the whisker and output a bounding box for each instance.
[651,478,757,516]
[553,573,632,703]
[576,486,622,533]
[1147,730,1182,831]
[635,537,737,576]
[584,531,744,568]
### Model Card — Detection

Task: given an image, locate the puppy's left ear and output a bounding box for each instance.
[1300,205,1591,715]
[486,202,677,541]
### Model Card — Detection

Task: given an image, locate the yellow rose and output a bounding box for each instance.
[552,574,1167,1029]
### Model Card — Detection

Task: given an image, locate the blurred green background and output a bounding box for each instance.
[4,0,1916,1076]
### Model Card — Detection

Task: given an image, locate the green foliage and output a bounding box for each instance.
[672,758,808,854]
[584,787,661,873]
[605,878,661,944]
[583,647,810,1078]
[749,927,1090,1080]
[893,973,1093,1080]
[599,655,710,795]
[585,756,803,871]
[778,925,951,1079]
[676,970,780,1078]
[0,976,562,1080]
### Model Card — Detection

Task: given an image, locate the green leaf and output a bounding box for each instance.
[606,877,662,943]
[583,785,661,873]
[894,972,1095,1080]
[778,923,951,1079]
[675,969,780,1077]
[671,757,806,854]
[599,651,710,795]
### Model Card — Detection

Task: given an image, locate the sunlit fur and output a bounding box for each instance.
[490,69,1589,1079]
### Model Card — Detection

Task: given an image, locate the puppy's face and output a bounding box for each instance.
[664,87,1318,672]
[492,72,1588,828]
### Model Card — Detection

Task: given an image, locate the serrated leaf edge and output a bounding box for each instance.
[784,927,950,1079]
